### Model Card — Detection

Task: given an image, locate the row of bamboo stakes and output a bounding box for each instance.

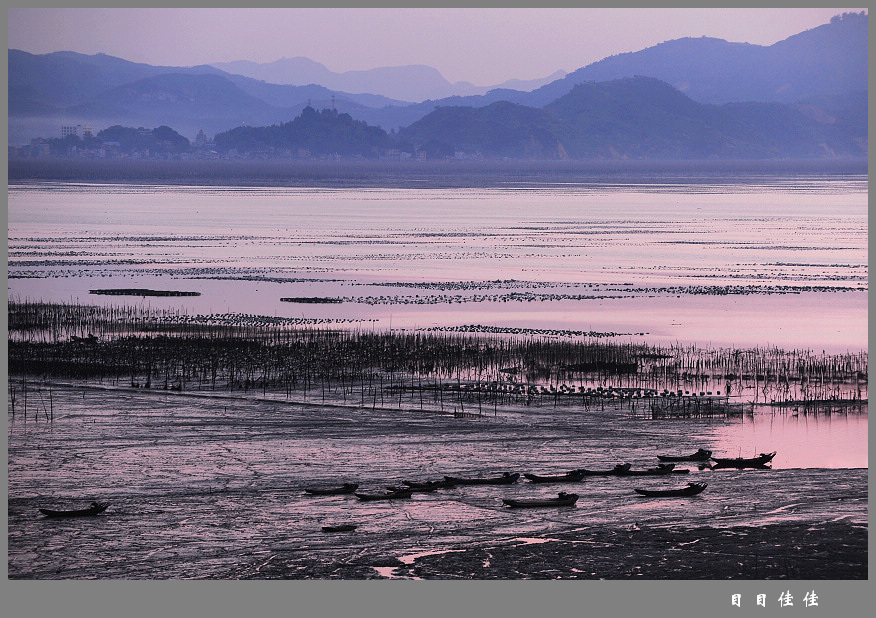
[8,300,868,420]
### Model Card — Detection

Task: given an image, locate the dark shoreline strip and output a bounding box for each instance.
[280,297,342,304]
[90,288,201,297]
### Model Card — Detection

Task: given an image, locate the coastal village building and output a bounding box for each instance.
[61,125,94,138]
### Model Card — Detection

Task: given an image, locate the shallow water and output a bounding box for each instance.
[7,179,868,352]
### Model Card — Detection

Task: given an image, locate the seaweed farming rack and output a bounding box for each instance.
[8,300,868,416]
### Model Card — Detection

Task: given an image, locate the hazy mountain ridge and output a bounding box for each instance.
[198,77,865,160]
[67,73,292,128]
[8,50,411,142]
[397,77,866,160]
[7,12,867,158]
[419,11,868,112]
[559,11,868,105]
[210,56,567,101]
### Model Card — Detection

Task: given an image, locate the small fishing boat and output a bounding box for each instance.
[354,489,413,501]
[634,482,708,497]
[711,451,776,469]
[523,470,586,483]
[321,524,358,532]
[39,501,109,518]
[577,463,632,476]
[657,448,712,462]
[443,472,520,485]
[303,483,359,495]
[503,492,579,508]
[616,463,690,476]
[402,479,455,490]
[386,484,437,493]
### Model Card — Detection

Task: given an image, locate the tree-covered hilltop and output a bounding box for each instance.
[35,125,192,157]
[213,106,406,157]
[396,101,563,159]
[97,125,192,152]
[398,77,867,160]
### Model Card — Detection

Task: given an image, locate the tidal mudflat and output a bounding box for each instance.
[7,381,867,580]
[7,172,868,580]
[7,308,867,580]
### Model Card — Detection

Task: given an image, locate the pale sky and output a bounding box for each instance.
[7,8,867,86]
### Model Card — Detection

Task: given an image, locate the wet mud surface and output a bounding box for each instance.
[248,522,867,580]
[7,383,867,580]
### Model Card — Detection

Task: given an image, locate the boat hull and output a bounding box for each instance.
[403,480,455,489]
[523,471,586,483]
[39,502,109,518]
[634,483,708,497]
[304,483,359,495]
[711,452,776,469]
[444,472,520,485]
[577,464,632,476]
[322,524,357,532]
[387,485,436,493]
[617,468,690,477]
[354,490,413,501]
[503,493,579,508]
[657,449,712,462]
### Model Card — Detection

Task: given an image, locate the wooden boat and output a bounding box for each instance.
[616,463,690,476]
[443,472,520,485]
[303,483,359,495]
[634,482,708,497]
[577,463,632,476]
[354,489,413,501]
[503,492,579,508]
[39,501,109,518]
[402,479,455,490]
[387,485,436,493]
[321,524,358,532]
[657,448,712,462]
[711,451,776,469]
[523,470,586,483]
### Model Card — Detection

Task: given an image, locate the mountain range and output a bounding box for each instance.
[211,56,567,101]
[7,11,867,160]
[395,77,865,160]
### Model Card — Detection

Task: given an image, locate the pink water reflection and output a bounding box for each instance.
[708,407,868,469]
[7,181,868,355]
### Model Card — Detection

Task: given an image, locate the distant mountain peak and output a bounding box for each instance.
[7,13,866,149]
[558,12,867,105]
[209,56,567,102]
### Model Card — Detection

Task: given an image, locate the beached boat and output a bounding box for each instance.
[39,501,109,518]
[657,448,712,462]
[503,492,579,508]
[321,524,358,532]
[711,451,776,469]
[387,484,437,493]
[402,479,455,490]
[577,463,633,476]
[354,489,413,501]
[444,472,520,485]
[303,483,358,495]
[634,482,708,497]
[523,470,586,483]
[616,463,690,476]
